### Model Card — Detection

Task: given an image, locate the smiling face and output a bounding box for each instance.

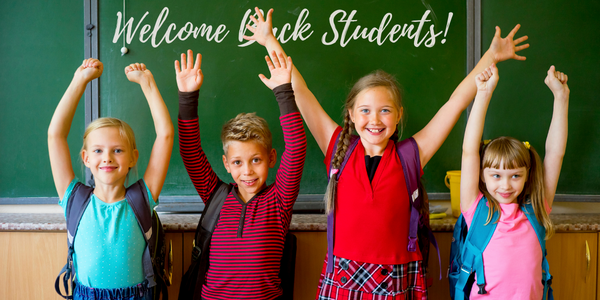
[482,166,528,204]
[222,140,277,202]
[348,86,402,156]
[82,127,138,187]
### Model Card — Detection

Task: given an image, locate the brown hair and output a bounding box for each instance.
[221,112,272,155]
[479,136,554,239]
[324,70,404,213]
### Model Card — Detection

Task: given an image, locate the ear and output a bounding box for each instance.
[130,149,139,168]
[222,154,232,173]
[480,169,486,183]
[81,150,90,168]
[397,107,404,124]
[347,108,355,124]
[268,148,277,168]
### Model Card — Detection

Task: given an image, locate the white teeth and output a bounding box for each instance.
[367,128,384,133]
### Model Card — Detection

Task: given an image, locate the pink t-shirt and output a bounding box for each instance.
[462,193,550,300]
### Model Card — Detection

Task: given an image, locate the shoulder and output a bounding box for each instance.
[462,192,485,226]
[58,178,84,209]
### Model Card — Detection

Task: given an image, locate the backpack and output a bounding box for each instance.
[325,134,439,276]
[448,197,553,300]
[55,179,169,300]
[178,181,298,300]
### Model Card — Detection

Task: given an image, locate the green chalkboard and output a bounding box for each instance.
[0,1,86,198]
[481,1,600,195]
[98,0,467,196]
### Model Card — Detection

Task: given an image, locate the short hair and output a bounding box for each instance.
[221,112,272,155]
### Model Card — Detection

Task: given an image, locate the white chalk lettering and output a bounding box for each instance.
[321,9,451,48]
[238,8,314,47]
[112,7,229,48]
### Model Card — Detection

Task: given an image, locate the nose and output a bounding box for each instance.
[242,164,254,176]
[500,178,510,189]
[369,112,381,124]
[102,151,113,163]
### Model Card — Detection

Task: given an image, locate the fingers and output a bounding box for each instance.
[254,7,264,22]
[513,54,527,61]
[186,49,194,70]
[193,53,202,70]
[507,24,521,39]
[264,55,275,70]
[548,66,568,84]
[174,60,181,74]
[513,35,529,46]
[265,8,273,23]
[494,26,501,38]
[125,63,146,74]
[270,51,282,69]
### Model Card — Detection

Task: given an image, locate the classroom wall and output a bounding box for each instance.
[1,0,598,201]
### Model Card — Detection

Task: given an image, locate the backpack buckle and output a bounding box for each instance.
[477,283,487,294]
[191,246,202,261]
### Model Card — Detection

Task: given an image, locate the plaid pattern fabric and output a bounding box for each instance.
[316,255,427,300]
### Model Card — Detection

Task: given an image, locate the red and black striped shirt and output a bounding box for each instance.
[178,84,306,300]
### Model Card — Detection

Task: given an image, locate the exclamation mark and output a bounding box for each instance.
[441,12,453,44]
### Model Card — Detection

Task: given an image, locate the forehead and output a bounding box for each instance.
[354,86,397,108]
[484,166,527,174]
[225,140,269,158]
[86,127,129,147]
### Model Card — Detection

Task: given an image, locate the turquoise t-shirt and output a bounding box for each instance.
[59,179,158,289]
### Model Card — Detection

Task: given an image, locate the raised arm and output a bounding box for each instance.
[542,66,569,208]
[260,51,307,214]
[413,25,529,167]
[244,7,336,154]
[460,64,499,211]
[125,63,174,201]
[49,59,103,200]
[175,50,221,201]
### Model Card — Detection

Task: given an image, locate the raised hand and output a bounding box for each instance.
[175,49,203,92]
[75,58,103,83]
[489,24,530,62]
[259,51,293,90]
[544,66,569,96]
[125,63,153,85]
[242,7,275,46]
[475,63,499,93]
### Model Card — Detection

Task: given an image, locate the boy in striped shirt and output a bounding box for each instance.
[175,49,306,300]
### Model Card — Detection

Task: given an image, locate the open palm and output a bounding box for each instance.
[259,51,292,90]
[175,49,203,92]
[489,24,530,62]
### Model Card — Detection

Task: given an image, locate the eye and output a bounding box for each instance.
[252,158,261,163]
[114,149,123,154]
[381,108,391,113]
[491,174,500,179]
[93,149,102,154]
[360,108,369,114]
[512,174,521,178]
[232,160,241,165]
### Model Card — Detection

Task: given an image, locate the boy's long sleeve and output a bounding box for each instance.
[272,83,307,228]
[178,90,220,202]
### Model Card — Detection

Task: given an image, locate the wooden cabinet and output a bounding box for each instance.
[1,230,598,299]
[546,232,598,299]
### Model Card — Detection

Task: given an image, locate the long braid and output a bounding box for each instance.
[324,112,353,214]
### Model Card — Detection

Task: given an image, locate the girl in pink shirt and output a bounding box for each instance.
[460,63,569,299]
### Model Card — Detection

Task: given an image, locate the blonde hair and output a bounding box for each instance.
[324,70,404,214]
[221,112,272,155]
[479,136,554,239]
[81,117,138,183]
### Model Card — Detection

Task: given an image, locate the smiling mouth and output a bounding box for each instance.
[366,128,384,133]
[241,179,258,186]
[498,192,512,198]
[100,166,117,171]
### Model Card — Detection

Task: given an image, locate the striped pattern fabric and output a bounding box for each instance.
[178,110,306,300]
[316,255,428,300]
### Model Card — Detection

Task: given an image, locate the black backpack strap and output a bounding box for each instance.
[125,179,156,288]
[191,181,231,299]
[55,182,93,299]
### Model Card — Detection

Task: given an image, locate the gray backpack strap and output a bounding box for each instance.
[125,179,156,288]
[55,182,93,299]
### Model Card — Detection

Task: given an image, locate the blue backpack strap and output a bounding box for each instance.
[125,179,157,288]
[55,182,93,299]
[326,131,359,273]
[522,202,553,300]
[454,197,498,300]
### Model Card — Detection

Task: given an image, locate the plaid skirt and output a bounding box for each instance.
[316,255,428,300]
